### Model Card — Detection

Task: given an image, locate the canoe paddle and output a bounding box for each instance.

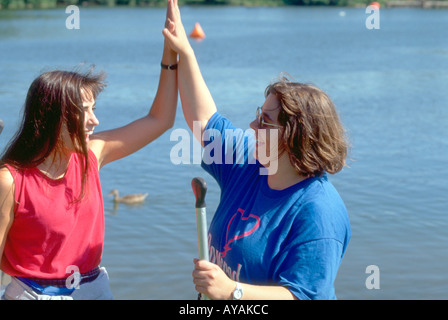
[191,177,210,300]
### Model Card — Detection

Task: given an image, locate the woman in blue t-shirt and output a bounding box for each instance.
[163,0,351,300]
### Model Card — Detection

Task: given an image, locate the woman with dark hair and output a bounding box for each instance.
[0,14,178,299]
[163,0,351,300]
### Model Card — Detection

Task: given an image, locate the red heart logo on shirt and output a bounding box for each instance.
[221,208,261,257]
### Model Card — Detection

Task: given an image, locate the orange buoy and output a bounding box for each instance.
[189,22,206,39]
[370,1,380,8]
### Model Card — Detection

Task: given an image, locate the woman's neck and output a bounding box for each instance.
[37,150,72,180]
[266,153,308,191]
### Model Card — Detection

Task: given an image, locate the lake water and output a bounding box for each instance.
[0,6,447,300]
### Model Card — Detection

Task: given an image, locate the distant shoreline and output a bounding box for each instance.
[385,0,448,8]
[1,0,447,10]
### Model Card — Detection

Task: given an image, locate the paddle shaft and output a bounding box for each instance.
[191,177,210,300]
[195,207,209,262]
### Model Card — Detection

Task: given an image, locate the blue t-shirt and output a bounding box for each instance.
[201,112,351,300]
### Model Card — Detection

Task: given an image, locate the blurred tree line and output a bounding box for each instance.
[3,0,445,10]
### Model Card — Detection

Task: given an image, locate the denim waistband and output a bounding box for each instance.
[17,267,101,296]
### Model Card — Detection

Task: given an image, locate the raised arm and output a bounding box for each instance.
[162,0,217,144]
[90,10,178,168]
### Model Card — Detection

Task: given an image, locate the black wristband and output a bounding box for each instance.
[161,62,178,70]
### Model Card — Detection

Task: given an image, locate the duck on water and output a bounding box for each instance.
[108,189,148,205]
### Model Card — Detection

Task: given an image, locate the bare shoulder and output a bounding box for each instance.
[0,166,15,219]
[0,166,14,189]
[0,166,14,202]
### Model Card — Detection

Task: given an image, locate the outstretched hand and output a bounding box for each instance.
[163,0,191,56]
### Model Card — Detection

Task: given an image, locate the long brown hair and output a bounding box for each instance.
[266,76,349,177]
[1,67,106,198]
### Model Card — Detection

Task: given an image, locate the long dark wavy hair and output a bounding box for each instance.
[1,67,106,198]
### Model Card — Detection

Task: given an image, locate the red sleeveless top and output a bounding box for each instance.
[2,150,104,279]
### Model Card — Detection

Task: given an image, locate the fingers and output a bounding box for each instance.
[162,26,176,42]
[166,0,174,19]
[165,0,177,30]
[166,18,175,33]
[162,27,174,45]
[162,18,175,38]
[193,259,214,270]
[164,0,180,37]
[192,259,214,281]
[192,259,235,300]
[168,0,181,23]
[192,260,213,295]
[163,0,192,56]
